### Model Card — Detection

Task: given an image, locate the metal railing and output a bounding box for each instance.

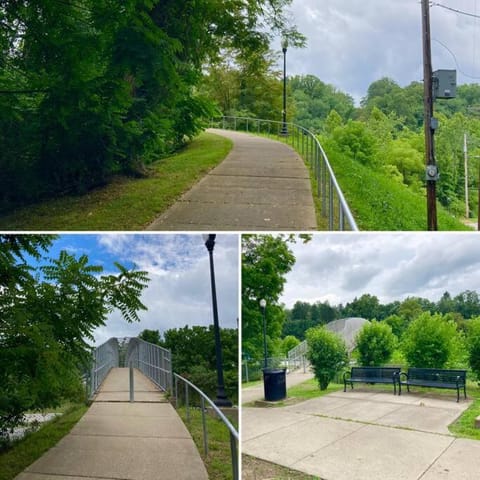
[89,337,119,396]
[242,356,304,382]
[125,338,173,393]
[287,340,309,373]
[213,116,359,231]
[174,373,239,480]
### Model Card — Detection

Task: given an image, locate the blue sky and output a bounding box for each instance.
[37,234,239,346]
[281,0,480,103]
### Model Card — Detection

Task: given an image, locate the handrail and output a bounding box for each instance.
[89,337,119,397]
[125,338,173,393]
[174,373,239,480]
[213,116,359,231]
[287,340,309,373]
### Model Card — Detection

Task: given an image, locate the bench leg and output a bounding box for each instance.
[457,387,459,403]
[344,380,346,392]
[464,385,467,399]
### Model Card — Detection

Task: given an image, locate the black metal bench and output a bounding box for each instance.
[343,366,401,394]
[398,368,467,402]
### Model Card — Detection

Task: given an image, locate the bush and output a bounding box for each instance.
[401,312,459,368]
[356,321,397,366]
[467,317,480,381]
[281,335,300,356]
[306,327,348,390]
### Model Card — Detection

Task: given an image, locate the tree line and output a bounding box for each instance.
[0,0,302,212]
[283,291,480,340]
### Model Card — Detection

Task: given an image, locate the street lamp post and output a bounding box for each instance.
[280,37,288,136]
[259,299,267,369]
[203,234,232,407]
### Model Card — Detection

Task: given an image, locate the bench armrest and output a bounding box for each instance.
[343,371,351,381]
[399,372,408,381]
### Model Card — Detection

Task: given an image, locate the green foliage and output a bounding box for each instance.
[306,327,348,390]
[401,313,459,368]
[242,235,298,360]
[355,321,397,366]
[0,235,149,435]
[161,325,238,403]
[467,318,480,381]
[280,336,300,356]
[138,329,162,345]
[0,0,303,211]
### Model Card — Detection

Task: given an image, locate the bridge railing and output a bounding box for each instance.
[125,338,173,393]
[89,337,119,397]
[287,340,309,373]
[212,115,359,231]
[174,373,239,480]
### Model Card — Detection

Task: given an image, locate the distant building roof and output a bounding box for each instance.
[325,317,369,352]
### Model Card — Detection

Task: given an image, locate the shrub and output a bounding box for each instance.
[356,321,397,366]
[401,312,458,368]
[281,335,301,356]
[306,326,348,390]
[467,317,480,381]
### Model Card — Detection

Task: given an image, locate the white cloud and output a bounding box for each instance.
[93,234,239,346]
[281,233,480,308]
[281,0,480,103]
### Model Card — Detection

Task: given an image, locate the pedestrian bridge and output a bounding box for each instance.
[15,337,238,480]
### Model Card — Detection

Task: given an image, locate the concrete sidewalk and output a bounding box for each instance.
[242,368,315,404]
[243,387,480,480]
[16,368,208,480]
[147,129,317,231]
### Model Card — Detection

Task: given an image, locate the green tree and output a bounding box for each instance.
[355,321,396,366]
[162,325,238,403]
[306,326,348,390]
[242,235,299,360]
[466,317,480,381]
[401,312,458,368]
[281,335,300,356]
[0,235,149,435]
[139,329,162,345]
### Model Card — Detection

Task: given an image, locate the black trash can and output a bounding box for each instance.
[263,368,287,401]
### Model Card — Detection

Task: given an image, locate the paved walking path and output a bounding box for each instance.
[243,387,480,480]
[242,368,315,404]
[16,368,208,480]
[147,129,317,231]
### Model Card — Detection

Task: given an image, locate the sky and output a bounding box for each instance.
[46,234,239,346]
[280,0,480,103]
[280,233,480,308]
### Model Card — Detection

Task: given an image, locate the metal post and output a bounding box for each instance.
[464,133,469,219]
[281,38,288,136]
[201,397,208,455]
[204,235,232,407]
[422,0,438,230]
[262,305,268,369]
[230,433,239,480]
[329,178,334,230]
[185,382,190,423]
[129,364,134,403]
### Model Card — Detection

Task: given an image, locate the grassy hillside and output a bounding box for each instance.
[326,147,470,231]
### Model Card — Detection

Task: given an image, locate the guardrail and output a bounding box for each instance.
[89,337,119,397]
[242,356,306,382]
[125,338,173,393]
[287,340,309,373]
[212,116,358,231]
[174,373,239,480]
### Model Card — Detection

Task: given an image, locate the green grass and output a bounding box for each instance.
[242,454,322,480]
[449,382,480,440]
[242,380,262,388]
[326,147,470,231]
[0,403,88,480]
[287,379,343,401]
[177,407,238,480]
[0,132,233,230]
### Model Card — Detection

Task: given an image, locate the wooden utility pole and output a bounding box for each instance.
[422,0,438,230]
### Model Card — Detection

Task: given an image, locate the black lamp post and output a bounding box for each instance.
[259,298,267,369]
[203,234,232,407]
[280,36,288,136]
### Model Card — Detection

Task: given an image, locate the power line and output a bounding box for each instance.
[430,2,480,19]
[433,38,480,79]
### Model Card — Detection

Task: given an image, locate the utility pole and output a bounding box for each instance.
[464,133,469,219]
[422,0,438,230]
